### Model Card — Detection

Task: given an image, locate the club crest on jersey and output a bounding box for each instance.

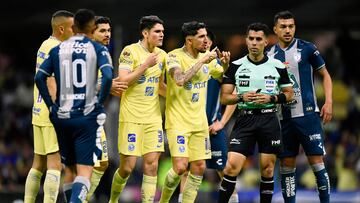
[202,65,209,73]
[294,51,302,63]
[191,93,199,102]
[128,134,136,142]
[145,86,154,96]
[128,144,135,152]
[179,146,185,153]
[264,75,276,93]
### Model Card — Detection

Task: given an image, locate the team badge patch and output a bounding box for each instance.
[179,146,185,153]
[145,87,154,96]
[191,93,199,102]
[128,144,135,152]
[264,75,276,93]
[294,51,302,63]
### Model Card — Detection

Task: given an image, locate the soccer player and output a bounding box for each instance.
[178,30,238,203]
[267,10,332,203]
[217,23,293,203]
[35,9,113,203]
[159,21,230,203]
[24,10,74,203]
[108,15,167,203]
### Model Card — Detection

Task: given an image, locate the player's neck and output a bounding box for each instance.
[248,53,265,62]
[140,40,155,53]
[278,38,294,49]
[183,45,199,59]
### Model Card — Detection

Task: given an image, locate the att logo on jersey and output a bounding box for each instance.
[137,75,146,84]
[184,81,192,90]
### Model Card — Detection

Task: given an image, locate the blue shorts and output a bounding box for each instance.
[206,129,227,170]
[50,107,105,166]
[278,113,326,158]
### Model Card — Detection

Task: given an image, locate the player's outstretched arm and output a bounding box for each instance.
[220,84,238,105]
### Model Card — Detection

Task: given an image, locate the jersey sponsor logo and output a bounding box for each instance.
[271,139,281,146]
[202,65,209,73]
[137,75,146,84]
[177,135,185,144]
[211,150,223,157]
[179,146,185,153]
[184,81,192,90]
[37,51,46,59]
[145,86,154,96]
[59,41,89,54]
[306,105,314,112]
[159,62,163,70]
[32,107,41,115]
[230,138,241,145]
[128,144,135,152]
[309,133,321,141]
[191,93,199,102]
[158,130,163,143]
[128,133,136,142]
[216,159,223,166]
[205,137,210,151]
[239,68,251,73]
[238,80,249,87]
[147,76,159,83]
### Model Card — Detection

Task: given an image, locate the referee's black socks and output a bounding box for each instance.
[260,176,274,203]
[218,175,237,203]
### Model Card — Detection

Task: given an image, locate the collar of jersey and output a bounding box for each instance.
[246,55,268,66]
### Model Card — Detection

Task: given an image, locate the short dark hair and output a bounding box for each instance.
[139,15,163,39]
[74,8,95,31]
[246,23,270,36]
[274,10,295,25]
[207,29,216,42]
[52,10,74,19]
[95,16,111,26]
[181,21,206,40]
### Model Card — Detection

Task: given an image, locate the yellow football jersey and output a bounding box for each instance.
[118,42,167,123]
[32,36,60,126]
[165,47,223,131]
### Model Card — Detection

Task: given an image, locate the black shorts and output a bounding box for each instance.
[228,111,283,156]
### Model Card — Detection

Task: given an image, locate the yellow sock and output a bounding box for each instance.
[24,168,43,203]
[85,169,105,202]
[182,172,203,203]
[109,169,128,203]
[159,168,180,203]
[43,169,61,203]
[141,175,157,203]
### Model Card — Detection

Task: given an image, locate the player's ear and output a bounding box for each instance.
[59,25,64,34]
[142,29,148,39]
[273,26,277,34]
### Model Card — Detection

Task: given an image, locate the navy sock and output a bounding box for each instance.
[312,163,330,203]
[70,176,90,203]
[280,167,296,203]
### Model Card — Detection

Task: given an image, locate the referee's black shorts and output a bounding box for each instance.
[228,109,283,156]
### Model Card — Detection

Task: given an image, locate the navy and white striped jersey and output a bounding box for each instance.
[36,34,113,118]
[206,77,222,125]
[267,38,325,119]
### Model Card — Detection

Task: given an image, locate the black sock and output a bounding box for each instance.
[260,176,274,203]
[218,175,237,203]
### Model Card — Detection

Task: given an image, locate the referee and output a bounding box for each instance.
[217,23,294,203]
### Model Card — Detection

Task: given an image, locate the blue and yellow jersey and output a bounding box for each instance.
[165,47,223,131]
[118,42,167,123]
[32,36,60,126]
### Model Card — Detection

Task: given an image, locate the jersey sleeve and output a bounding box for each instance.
[96,46,113,104]
[308,43,325,71]
[166,52,181,71]
[222,63,238,85]
[118,46,135,71]
[209,59,224,80]
[97,46,113,72]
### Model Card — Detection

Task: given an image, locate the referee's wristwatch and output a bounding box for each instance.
[237,94,244,103]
